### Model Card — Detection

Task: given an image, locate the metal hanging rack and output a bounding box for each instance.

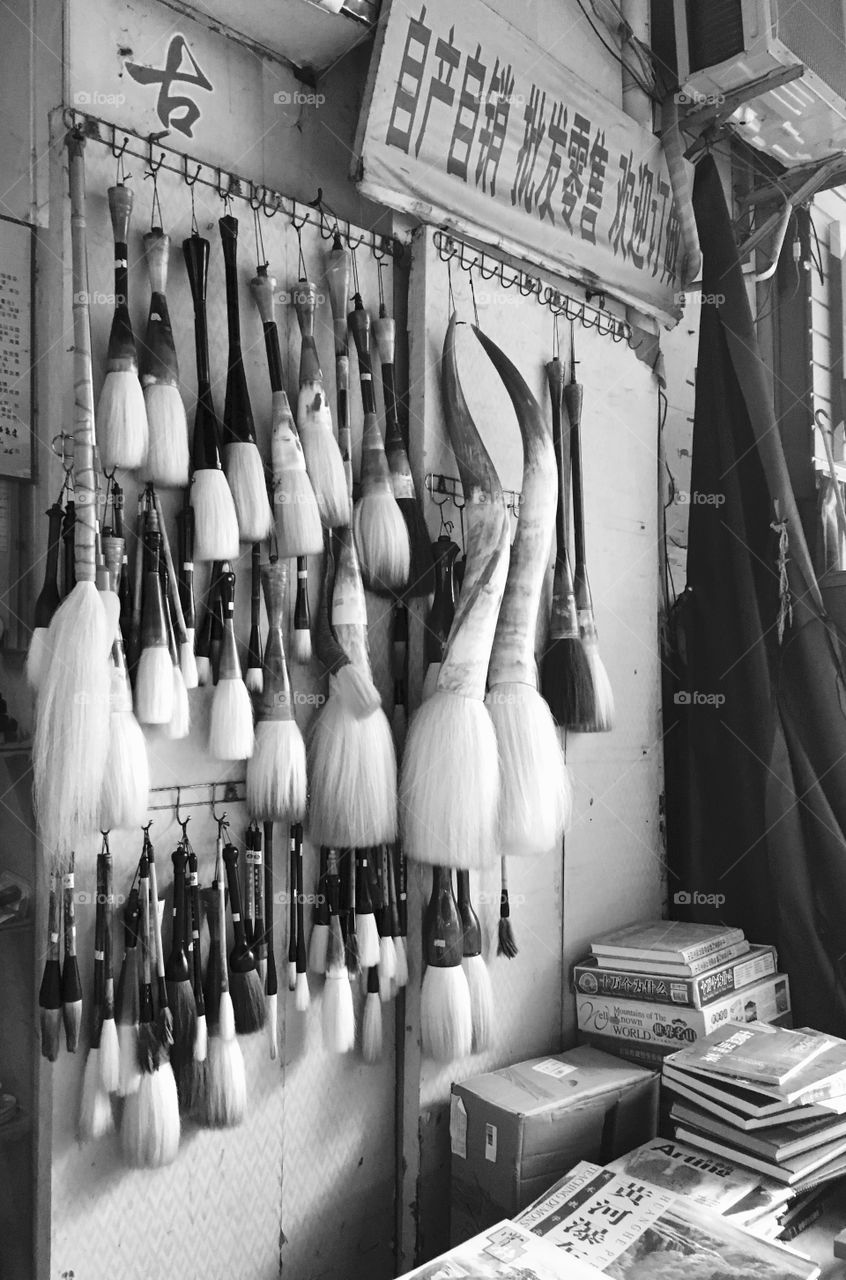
[433,230,634,347]
[146,780,246,815]
[425,472,521,517]
[62,107,398,260]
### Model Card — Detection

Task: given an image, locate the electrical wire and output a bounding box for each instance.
[808,210,826,286]
[575,0,660,102]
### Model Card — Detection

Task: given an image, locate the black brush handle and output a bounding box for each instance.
[249,544,262,664]
[106,184,136,364]
[222,842,255,967]
[252,825,265,956]
[455,870,482,958]
[288,827,297,973]
[61,501,76,597]
[34,503,63,627]
[176,503,196,632]
[423,865,463,968]
[138,854,154,1026]
[264,821,278,998]
[219,214,257,446]
[183,234,222,469]
[187,844,205,1016]
[166,844,190,982]
[348,295,376,414]
[294,824,307,976]
[102,844,116,1020]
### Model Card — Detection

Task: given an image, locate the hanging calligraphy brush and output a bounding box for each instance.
[195,564,219,687]
[292,559,312,665]
[307,533,397,848]
[246,557,307,821]
[222,838,265,1032]
[176,501,197,679]
[251,824,266,982]
[127,493,146,675]
[422,534,459,700]
[374,293,434,597]
[134,503,174,726]
[376,846,397,1001]
[362,964,382,1064]
[391,599,408,752]
[387,845,408,991]
[341,847,359,977]
[34,134,112,863]
[61,854,83,1052]
[219,214,274,542]
[308,846,330,975]
[165,840,197,1088]
[80,842,113,1141]
[349,292,410,593]
[140,225,189,487]
[294,262,349,528]
[293,823,309,1012]
[287,826,297,992]
[456,870,492,1053]
[541,354,594,727]
[184,839,208,1112]
[38,872,62,1062]
[354,848,380,970]
[183,232,240,562]
[99,836,120,1093]
[263,821,279,1059]
[421,867,472,1062]
[151,487,198,688]
[160,550,191,739]
[209,567,255,759]
[325,232,354,499]
[246,543,263,693]
[112,483,133,649]
[566,324,614,731]
[497,859,518,959]
[400,315,509,870]
[25,500,63,690]
[98,179,148,470]
[146,832,174,1048]
[116,886,141,1097]
[474,325,572,855]
[322,846,355,1054]
[202,835,247,1126]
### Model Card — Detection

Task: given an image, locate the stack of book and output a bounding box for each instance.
[662,1021,846,1240]
[573,920,789,1068]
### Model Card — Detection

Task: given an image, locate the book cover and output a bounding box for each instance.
[673,1123,846,1185]
[397,1219,605,1280]
[671,1099,846,1162]
[591,920,746,965]
[517,1161,820,1279]
[573,945,777,1009]
[661,1070,843,1130]
[606,1136,791,1217]
[598,939,751,978]
[666,1021,829,1087]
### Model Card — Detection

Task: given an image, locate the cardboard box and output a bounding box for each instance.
[449,1046,659,1246]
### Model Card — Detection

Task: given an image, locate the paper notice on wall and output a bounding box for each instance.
[450,1094,467,1159]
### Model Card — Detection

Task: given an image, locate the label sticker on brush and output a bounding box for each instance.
[331,585,367,626]
[533,1059,577,1080]
[485,1123,498,1163]
[392,473,415,500]
[449,1095,467,1160]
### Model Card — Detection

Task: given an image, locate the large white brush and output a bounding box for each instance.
[474,326,572,854]
[295,279,349,528]
[25,501,63,691]
[362,965,383,1063]
[97,182,148,471]
[209,568,255,760]
[140,228,189,487]
[400,316,510,871]
[456,870,493,1054]
[100,640,150,830]
[354,849,381,970]
[202,880,247,1126]
[322,913,355,1053]
[420,867,473,1062]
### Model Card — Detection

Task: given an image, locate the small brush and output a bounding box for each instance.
[263,820,278,1060]
[202,858,247,1128]
[61,854,83,1053]
[79,843,112,1142]
[98,836,120,1093]
[222,838,266,1033]
[38,871,62,1062]
[308,846,330,975]
[421,866,472,1062]
[184,838,208,1116]
[291,557,312,664]
[361,964,383,1064]
[354,848,380,970]
[116,885,141,1096]
[165,839,197,1091]
[246,543,263,694]
[145,832,174,1048]
[293,823,309,1012]
[288,826,297,993]
[496,858,518,959]
[322,857,355,1055]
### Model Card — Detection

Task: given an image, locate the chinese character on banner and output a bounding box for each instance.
[414,27,462,157]
[447,44,486,181]
[581,129,608,244]
[650,177,671,277]
[609,150,636,260]
[475,58,514,196]
[561,112,591,231]
[511,85,547,213]
[628,162,655,269]
[125,34,212,137]
[385,6,432,152]
[534,102,567,225]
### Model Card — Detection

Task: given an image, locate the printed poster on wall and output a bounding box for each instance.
[0,217,32,480]
[355,0,686,323]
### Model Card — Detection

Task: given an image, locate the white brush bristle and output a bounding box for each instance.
[196,655,211,686]
[331,664,381,716]
[394,936,409,989]
[267,992,278,1061]
[486,683,572,855]
[379,935,397,991]
[194,1012,208,1063]
[180,635,198,690]
[290,625,313,665]
[355,912,380,970]
[246,720,307,821]
[322,967,355,1053]
[219,990,236,1042]
[294,970,310,1013]
[191,468,240,563]
[400,689,500,870]
[25,627,51,691]
[100,708,150,831]
[307,695,397,847]
[297,384,350,528]
[362,991,382,1063]
[205,1030,247,1127]
[224,442,274,543]
[462,953,494,1053]
[586,644,615,731]
[354,494,411,592]
[118,1022,141,1097]
[142,382,189,487]
[98,1015,120,1093]
[421,964,473,1062]
[245,666,263,694]
[33,581,111,859]
[209,677,255,759]
[164,663,191,740]
[98,371,149,471]
[135,645,174,725]
[287,960,297,993]
[276,467,323,558]
[126,1063,180,1167]
[308,922,329,976]
[79,1049,114,1142]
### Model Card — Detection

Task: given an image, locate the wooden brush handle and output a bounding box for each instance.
[260,557,287,631]
[222,842,252,958]
[424,866,463,968]
[61,501,76,596]
[46,872,60,964]
[546,359,569,557]
[123,886,140,950]
[325,234,351,351]
[220,215,257,447]
[93,849,106,1010]
[102,844,116,1018]
[455,870,482,958]
[140,511,168,648]
[386,847,401,940]
[564,371,586,571]
[34,503,64,626]
[293,279,318,341]
[143,227,170,295]
[252,827,265,955]
[138,857,153,1011]
[151,489,190,645]
[106,185,136,367]
[348,296,375,413]
[63,865,77,960]
[66,132,97,585]
[182,234,223,474]
[250,267,286,393]
[293,557,310,635]
[108,182,133,247]
[250,543,261,629]
[176,503,196,631]
[145,842,169,989]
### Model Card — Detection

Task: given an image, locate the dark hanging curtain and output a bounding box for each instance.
[664,154,846,1033]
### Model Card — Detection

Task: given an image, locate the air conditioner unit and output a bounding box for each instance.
[673,0,846,166]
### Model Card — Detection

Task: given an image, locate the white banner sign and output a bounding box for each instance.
[356,0,685,321]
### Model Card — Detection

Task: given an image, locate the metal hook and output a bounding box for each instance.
[210,783,226,825]
[371,236,389,262]
[499,259,514,289]
[458,242,478,272]
[110,129,129,161]
[248,182,265,212]
[290,202,309,233]
[345,225,365,253]
[147,132,168,174]
[262,190,283,219]
[479,252,497,281]
[435,231,455,263]
[183,156,201,187]
[216,169,232,201]
[174,787,190,836]
[51,432,74,471]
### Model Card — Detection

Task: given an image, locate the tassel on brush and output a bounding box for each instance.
[25,501,63,691]
[38,872,62,1062]
[116,887,141,1096]
[61,856,83,1053]
[457,870,493,1053]
[222,839,265,1033]
[361,964,383,1064]
[140,226,189,487]
[98,837,120,1094]
[263,821,279,1060]
[97,181,148,470]
[209,569,255,760]
[421,867,473,1062]
[294,278,349,528]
